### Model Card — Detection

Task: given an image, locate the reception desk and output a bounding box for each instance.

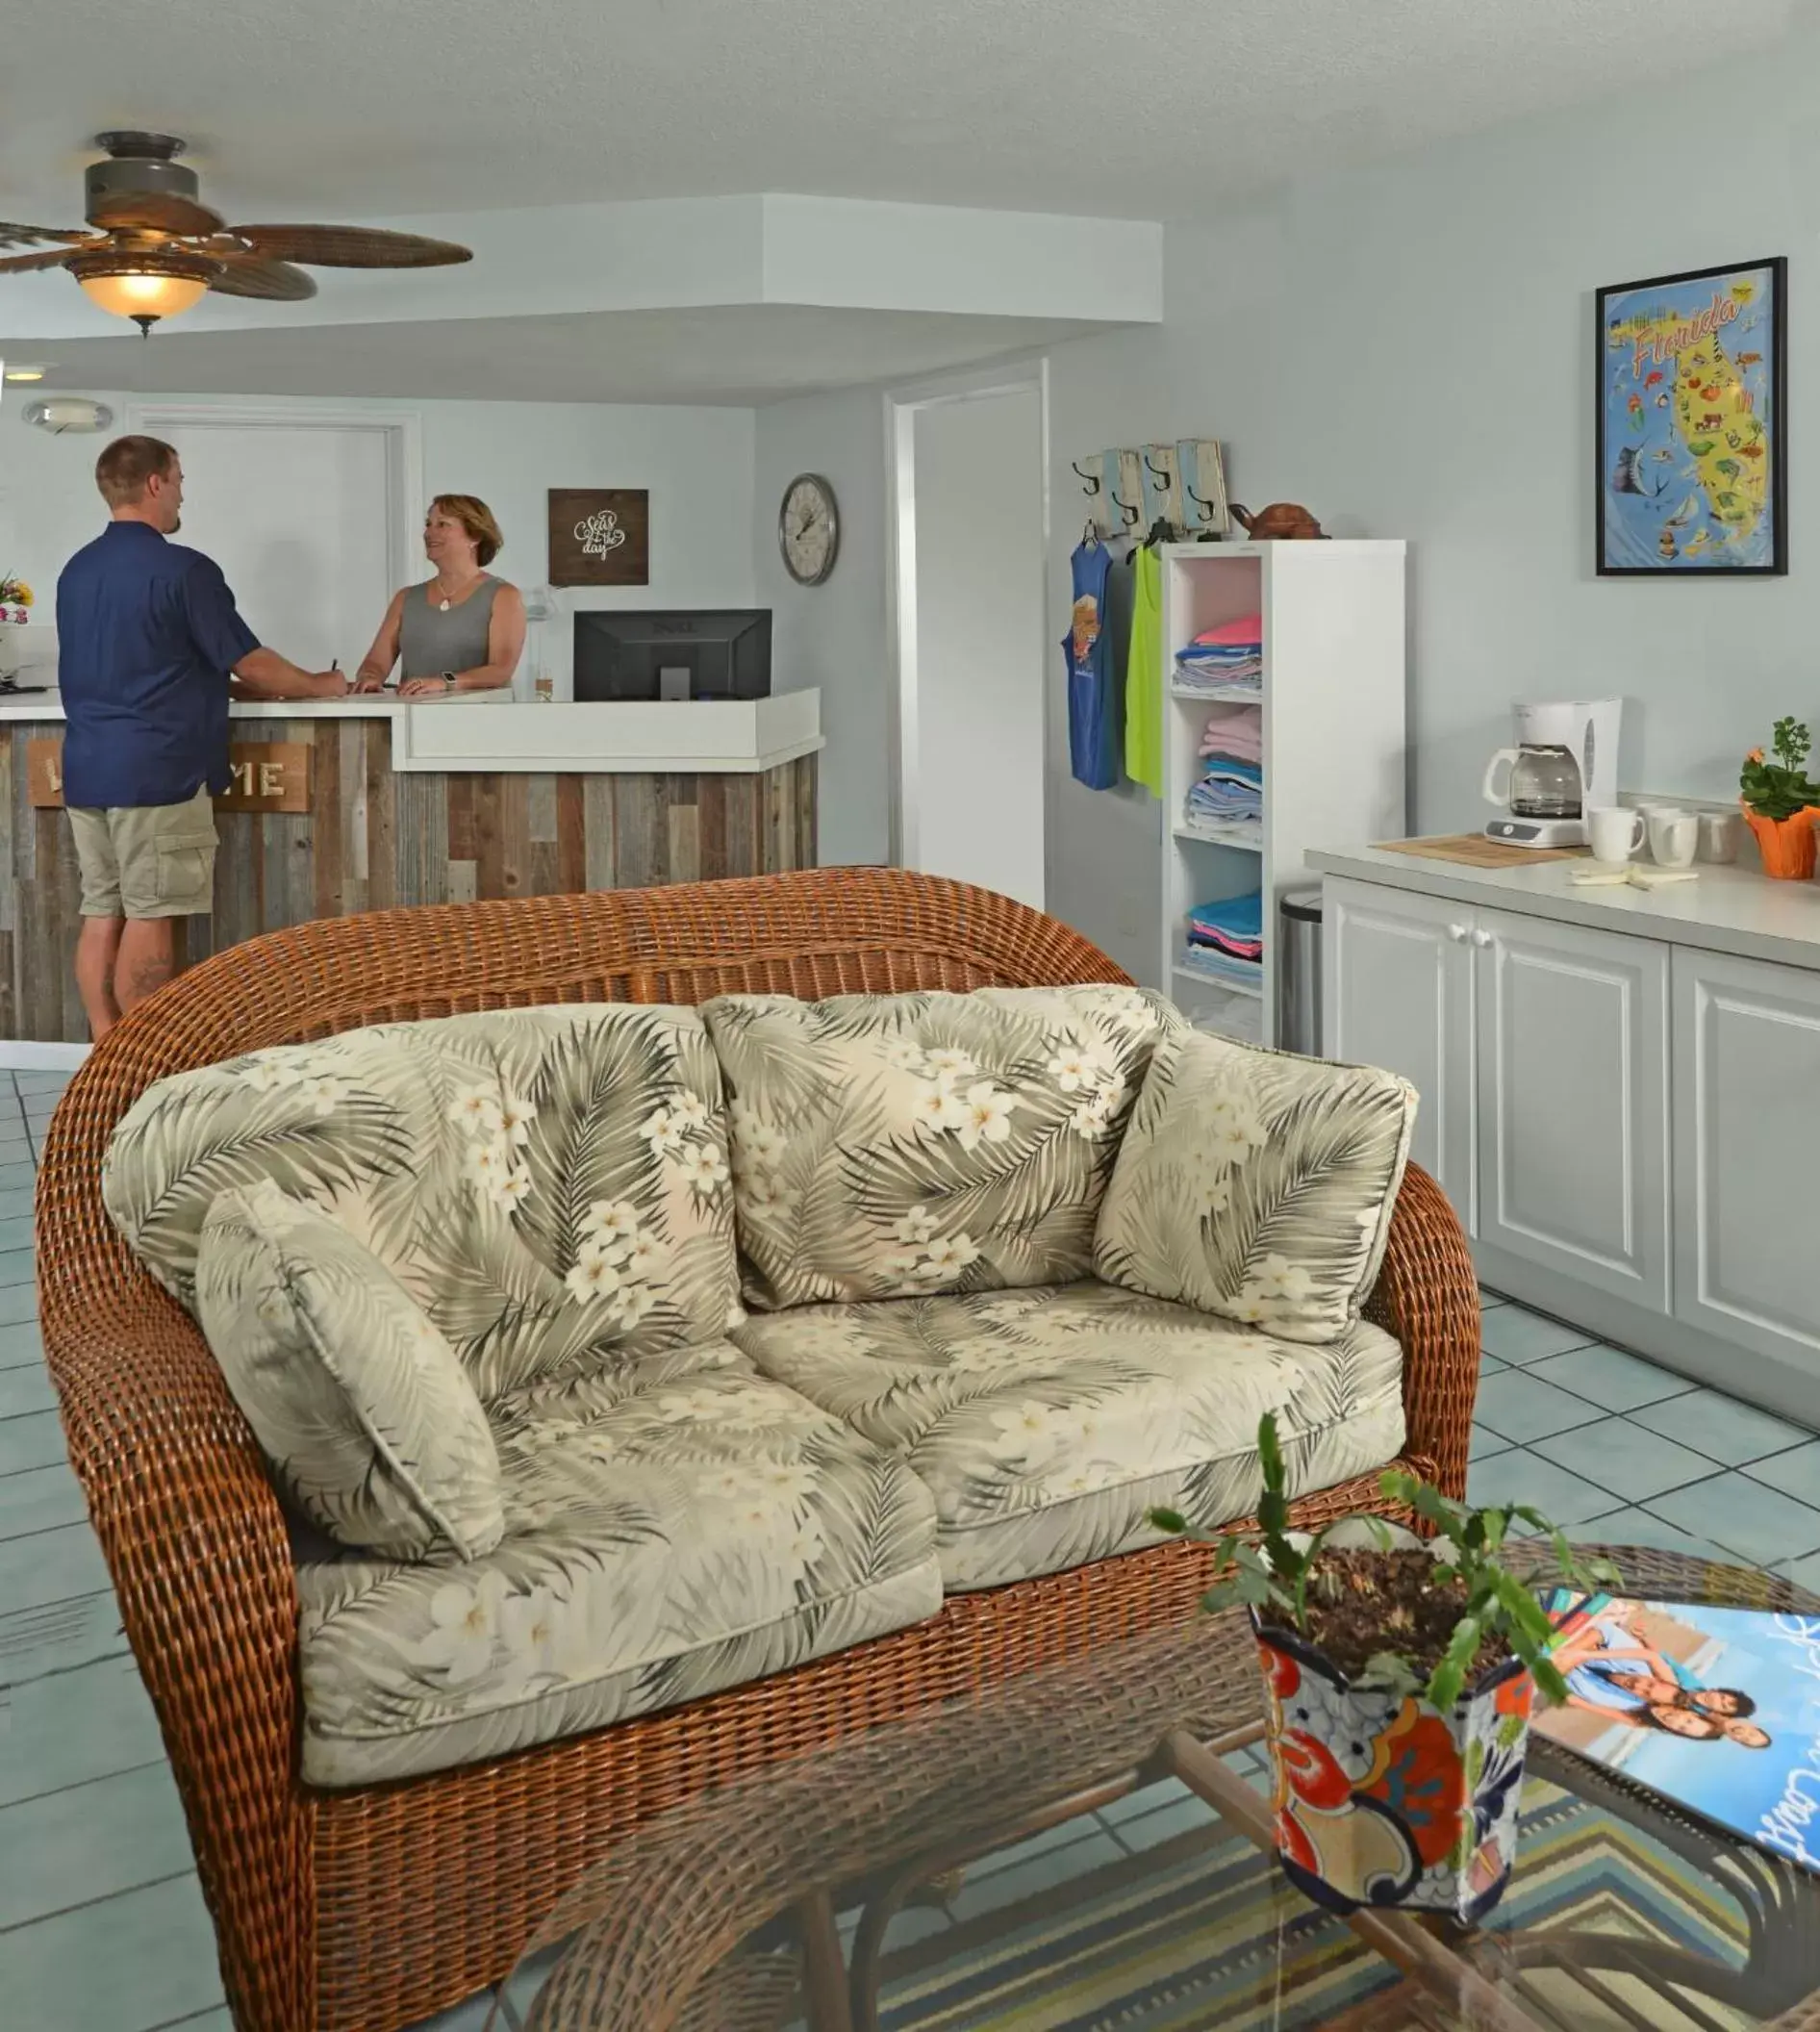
[0,690,822,1043]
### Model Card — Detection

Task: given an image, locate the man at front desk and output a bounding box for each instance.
[56,433,347,1040]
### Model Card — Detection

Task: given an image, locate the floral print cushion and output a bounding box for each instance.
[1094,1028,1417,1346]
[291,1353,943,1786]
[730,1281,1405,1591]
[195,1180,504,1559]
[701,986,1175,1310]
[102,1004,743,1401]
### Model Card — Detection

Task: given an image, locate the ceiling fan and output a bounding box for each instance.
[0,132,472,335]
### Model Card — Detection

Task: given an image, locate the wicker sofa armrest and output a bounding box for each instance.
[1363,1161,1479,1500]
[37,1195,311,2031]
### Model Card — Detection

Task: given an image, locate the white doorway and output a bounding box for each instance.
[888,365,1048,908]
[125,406,420,673]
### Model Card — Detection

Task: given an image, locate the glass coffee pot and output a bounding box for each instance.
[1483,743,1583,821]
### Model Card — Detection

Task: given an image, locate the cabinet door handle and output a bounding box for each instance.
[1447,923,1468,943]
[1472,928,1493,948]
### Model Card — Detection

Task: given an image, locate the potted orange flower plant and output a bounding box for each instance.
[1154,1415,1617,1923]
[1741,718,1820,879]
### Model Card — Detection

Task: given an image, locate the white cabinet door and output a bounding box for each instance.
[1323,878,1477,1230]
[1475,906,1670,1311]
[1673,948,1820,1371]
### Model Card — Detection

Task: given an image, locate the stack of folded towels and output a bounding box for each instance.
[1180,889,1263,989]
[1184,705,1263,834]
[1174,612,1263,694]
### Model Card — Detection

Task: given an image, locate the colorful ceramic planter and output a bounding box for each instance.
[1252,1616,1534,1922]
[1741,802,1820,881]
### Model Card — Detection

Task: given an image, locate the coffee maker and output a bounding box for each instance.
[1482,699,1623,850]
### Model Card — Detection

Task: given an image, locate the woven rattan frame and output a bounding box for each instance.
[35,869,1480,2032]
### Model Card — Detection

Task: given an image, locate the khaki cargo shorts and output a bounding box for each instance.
[67,786,217,920]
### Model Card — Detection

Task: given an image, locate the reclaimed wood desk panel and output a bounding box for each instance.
[3,717,818,1043]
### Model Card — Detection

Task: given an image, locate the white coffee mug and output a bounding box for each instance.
[1586,806,1645,865]
[1697,810,1741,864]
[1647,807,1699,870]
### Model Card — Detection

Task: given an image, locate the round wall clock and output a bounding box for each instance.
[779,472,840,586]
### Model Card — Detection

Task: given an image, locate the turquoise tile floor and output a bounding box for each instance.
[4,1066,1818,2029]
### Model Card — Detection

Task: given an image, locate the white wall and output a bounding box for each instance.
[1041,16,1820,972]
[752,385,889,865]
[0,390,756,693]
[910,389,1046,905]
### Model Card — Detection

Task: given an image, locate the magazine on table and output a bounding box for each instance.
[1534,1590,1820,1873]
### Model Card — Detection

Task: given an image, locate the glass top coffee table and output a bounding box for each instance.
[508,1548,1820,2032]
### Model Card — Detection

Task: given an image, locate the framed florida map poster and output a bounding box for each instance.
[1596,257,1785,575]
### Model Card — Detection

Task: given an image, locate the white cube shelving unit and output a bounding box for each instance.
[1160,540,1406,1046]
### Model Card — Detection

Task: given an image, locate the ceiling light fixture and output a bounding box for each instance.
[3,367,46,383]
[70,250,215,335]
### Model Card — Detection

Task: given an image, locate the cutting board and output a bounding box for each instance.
[1371,833,1590,870]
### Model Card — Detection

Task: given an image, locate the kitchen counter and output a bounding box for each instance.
[0,692,821,1043]
[1307,840,1820,971]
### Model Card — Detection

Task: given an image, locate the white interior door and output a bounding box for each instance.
[904,387,1046,907]
[157,422,396,673]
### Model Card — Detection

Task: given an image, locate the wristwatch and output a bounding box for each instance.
[442,672,456,693]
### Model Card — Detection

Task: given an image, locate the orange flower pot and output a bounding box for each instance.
[1742,801,1820,880]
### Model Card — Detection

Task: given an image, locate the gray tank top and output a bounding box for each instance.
[398,576,502,679]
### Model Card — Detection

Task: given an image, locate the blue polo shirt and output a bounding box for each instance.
[56,521,261,810]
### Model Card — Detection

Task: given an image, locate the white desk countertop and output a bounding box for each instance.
[1309,841,1820,972]
[0,687,823,775]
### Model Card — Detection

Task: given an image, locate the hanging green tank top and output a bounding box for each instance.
[1125,546,1164,798]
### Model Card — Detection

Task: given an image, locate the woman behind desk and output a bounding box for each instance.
[353,494,526,698]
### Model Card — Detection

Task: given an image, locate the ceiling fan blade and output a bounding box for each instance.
[0,247,75,276]
[0,221,94,250]
[227,223,471,268]
[88,190,225,237]
[207,255,316,302]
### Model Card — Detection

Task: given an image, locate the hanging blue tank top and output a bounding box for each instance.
[1065,539,1120,791]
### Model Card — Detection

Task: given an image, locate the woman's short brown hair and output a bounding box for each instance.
[429,494,504,568]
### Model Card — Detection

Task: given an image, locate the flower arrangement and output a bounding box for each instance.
[0,574,32,624]
[1153,1414,1617,1918]
[1740,719,1820,877]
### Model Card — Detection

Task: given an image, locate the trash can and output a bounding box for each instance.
[1278,888,1324,1057]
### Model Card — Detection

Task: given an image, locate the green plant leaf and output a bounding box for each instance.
[1150,1507,1189,1536]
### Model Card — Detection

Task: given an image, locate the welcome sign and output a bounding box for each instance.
[548,488,650,587]
[27,739,313,814]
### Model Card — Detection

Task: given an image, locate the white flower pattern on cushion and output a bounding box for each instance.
[1094,1027,1417,1345]
[702,987,1181,1308]
[417,1569,513,1685]
[731,1283,1406,1593]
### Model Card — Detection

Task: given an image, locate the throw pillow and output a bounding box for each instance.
[195,1180,504,1558]
[103,1003,742,1401]
[701,984,1175,1308]
[1094,1027,1416,1344]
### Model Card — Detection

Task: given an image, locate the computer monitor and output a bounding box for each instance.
[572,610,771,702]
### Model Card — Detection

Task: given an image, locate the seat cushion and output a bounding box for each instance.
[701,985,1175,1309]
[291,1349,944,1786]
[196,1180,503,1560]
[1095,1026,1416,1345]
[731,1282,1404,1592]
[103,1003,743,1401]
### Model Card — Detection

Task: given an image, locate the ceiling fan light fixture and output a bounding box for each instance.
[70,249,215,331]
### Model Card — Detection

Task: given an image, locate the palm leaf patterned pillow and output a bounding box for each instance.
[700,985,1176,1309]
[196,1179,504,1559]
[103,1004,741,1402]
[1094,1027,1417,1345]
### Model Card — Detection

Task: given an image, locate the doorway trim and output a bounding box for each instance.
[883,356,1050,872]
[122,402,425,593]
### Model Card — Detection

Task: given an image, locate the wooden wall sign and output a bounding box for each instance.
[27,740,312,814]
[548,488,649,587]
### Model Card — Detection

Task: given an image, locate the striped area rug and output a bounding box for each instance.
[870,1779,1757,2031]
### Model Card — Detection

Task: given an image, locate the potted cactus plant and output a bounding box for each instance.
[1154,1416,1617,1922]
[1741,718,1820,879]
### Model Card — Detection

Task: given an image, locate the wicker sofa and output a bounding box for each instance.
[38,869,1479,2032]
